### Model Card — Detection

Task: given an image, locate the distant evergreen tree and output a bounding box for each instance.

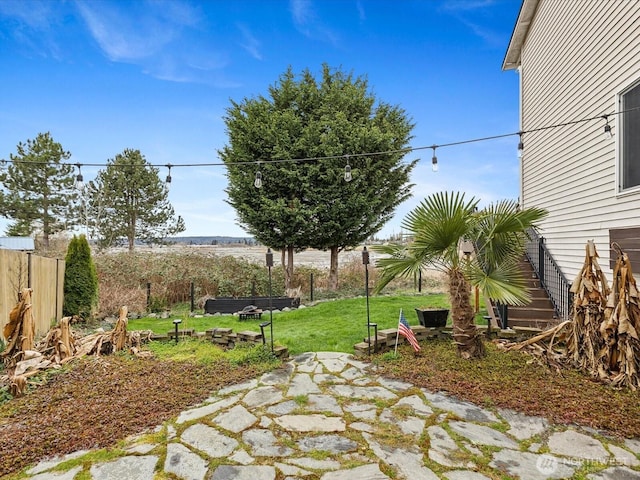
[0,132,79,246]
[63,234,98,319]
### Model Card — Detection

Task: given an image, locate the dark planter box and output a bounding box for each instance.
[415,308,449,327]
[204,296,300,314]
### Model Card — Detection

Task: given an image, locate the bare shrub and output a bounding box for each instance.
[93,249,446,317]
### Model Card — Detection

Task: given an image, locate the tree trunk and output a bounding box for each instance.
[449,268,484,359]
[328,246,339,290]
[283,246,294,290]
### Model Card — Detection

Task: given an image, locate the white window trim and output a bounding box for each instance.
[616,77,640,197]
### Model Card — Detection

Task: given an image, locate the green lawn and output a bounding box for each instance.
[129,294,489,355]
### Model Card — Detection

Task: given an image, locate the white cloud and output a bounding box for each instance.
[75,1,187,61]
[0,0,64,58]
[440,0,496,12]
[74,0,237,86]
[289,0,340,46]
[439,0,505,47]
[356,0,366,22]
[237,23,263,61]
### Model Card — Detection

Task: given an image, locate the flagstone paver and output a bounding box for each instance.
[18,351,640,480]
[181,423,238,457]
[213,404,258,433]
[422,390,499,423]
[427,425,474,468]
[587,466,640,479]
[609,444,640,467]
[164,442,208,480]
[273,413,346,432]
[287,373,321,396]
[547,429,609,460]
[89,456,158,480]
[498,408,549,440]
[489,450,575,480]
[29,466,82,480]
[449,420,519,449]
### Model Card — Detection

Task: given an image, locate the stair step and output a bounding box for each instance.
[526,298,555,309]
[507,318,559,329]
[509,307,556,320]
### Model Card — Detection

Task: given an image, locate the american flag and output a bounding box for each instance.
[398,309,421,352]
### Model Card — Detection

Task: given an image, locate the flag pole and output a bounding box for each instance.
[394,309,402,355]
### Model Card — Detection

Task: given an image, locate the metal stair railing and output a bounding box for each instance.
[524,227,573,321]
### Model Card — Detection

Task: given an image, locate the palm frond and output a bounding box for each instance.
[372,243,431,293]
[467,259,531,305]
[403,192,478,263]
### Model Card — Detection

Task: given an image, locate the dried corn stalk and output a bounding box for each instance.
[565,240,610,376]
[2,302,148,397]
[506,241,640,390]
[1,288,36,368]
[599,245,640,389]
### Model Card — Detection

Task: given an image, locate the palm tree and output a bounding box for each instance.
[373,192,547,359]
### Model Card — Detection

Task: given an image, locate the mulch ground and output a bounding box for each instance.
[0,356,267,477]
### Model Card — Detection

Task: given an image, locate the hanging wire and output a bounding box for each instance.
[3,105,638,171]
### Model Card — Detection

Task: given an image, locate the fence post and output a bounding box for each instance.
[538,236,545,285]
[418,269,422,292]
[56,258,61,321]
[190,282,195,313]
[146,282,151,312]
[27,252,32,289]
[310,273,314,302]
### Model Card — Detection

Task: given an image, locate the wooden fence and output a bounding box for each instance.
[0,250,65,340]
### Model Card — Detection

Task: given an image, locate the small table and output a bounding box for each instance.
[238,310,263,321]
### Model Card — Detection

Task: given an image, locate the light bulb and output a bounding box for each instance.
[604,124,613,139]
[254,171,263,188]
[344,164,352,182]
[432,156,438,172]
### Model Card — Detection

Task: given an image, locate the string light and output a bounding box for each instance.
[517,131,524,158]
[2,105,637,175]
[165,164,172,185]
[74,163,84,191]
[254,170,263,189]
[602,115,613,139]
[344,155,352,182]
[431,146,438,172]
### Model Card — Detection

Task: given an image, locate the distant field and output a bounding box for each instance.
[108,243,432,272]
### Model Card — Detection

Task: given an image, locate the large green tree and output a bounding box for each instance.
[0,132,78,246]
[374,192,547,359]
[85,149,185,251]
[220,64,416,289]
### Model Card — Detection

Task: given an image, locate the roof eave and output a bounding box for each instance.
[502,0,540,71]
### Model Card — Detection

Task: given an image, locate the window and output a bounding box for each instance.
[620,80,640,190]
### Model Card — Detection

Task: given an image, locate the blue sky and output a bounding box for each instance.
[0,0,522,238]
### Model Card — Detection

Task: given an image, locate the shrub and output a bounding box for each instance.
[63,234,98,319]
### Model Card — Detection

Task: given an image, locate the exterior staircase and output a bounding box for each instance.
[495,256,559,330]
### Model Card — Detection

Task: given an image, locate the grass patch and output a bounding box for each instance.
[130,294,451,355]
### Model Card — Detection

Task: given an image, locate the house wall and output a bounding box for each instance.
[519,0,640,280]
